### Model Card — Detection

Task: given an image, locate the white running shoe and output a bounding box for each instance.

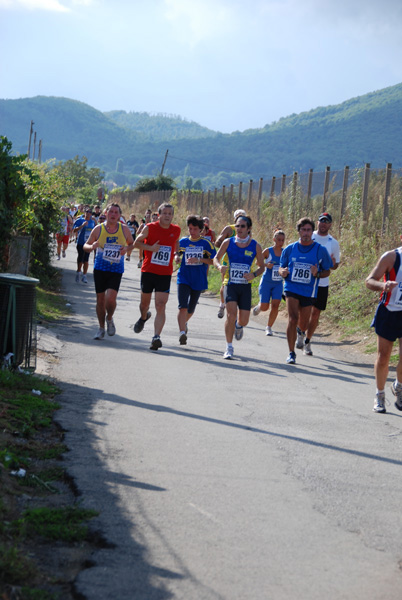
[106,319,116,336]
[286,351,296,364]
[223,347,234,359]
[137,259,143,268]
[234,322,244,341]
[303,341,313,355]
[266,326,273,336]
[373,393,386,413]
[81,274,88,284]
[57,254,61,260]
[94,327,105,340]
[253,305,261,316]
[391,382,402,411]
[217,306,225,318]
[296,328,304,349]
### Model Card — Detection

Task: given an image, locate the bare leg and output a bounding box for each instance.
[267,299,280,327]
[154,291,169,336]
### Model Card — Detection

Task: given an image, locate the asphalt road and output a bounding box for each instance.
[47,249,402,599]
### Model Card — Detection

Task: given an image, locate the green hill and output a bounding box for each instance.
[1,84,402,187]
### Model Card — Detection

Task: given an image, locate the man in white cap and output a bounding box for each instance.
[215,209,246,318]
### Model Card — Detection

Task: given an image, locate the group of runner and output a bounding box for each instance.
[61,199,402,415]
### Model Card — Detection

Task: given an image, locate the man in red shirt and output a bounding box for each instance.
[134,203,181,350]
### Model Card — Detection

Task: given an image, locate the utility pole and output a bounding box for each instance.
[32,132,37,161]
[160,149,169,175]
[27,120,34,159]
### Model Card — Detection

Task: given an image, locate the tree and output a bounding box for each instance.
[134,174,176,192]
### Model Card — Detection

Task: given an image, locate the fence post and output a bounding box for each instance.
[207,190,211,212]
[270,176,276,199]
[238,181,243,205]
[200,191,204,215]
[307,169,313,202]
[340,166,349,225]
[222,185,226,206]
[382,163,392,234]
[257,178,263,219]
[322,166,330,211]
[362,163,371,219]
[292,172,298,212]
[247,180,253,210]
[281,175,286,194]
[214,188,217,204]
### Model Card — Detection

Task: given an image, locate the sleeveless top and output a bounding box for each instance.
[381,247,402,312]
[94,222,127,273]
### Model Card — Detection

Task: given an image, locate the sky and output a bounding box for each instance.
[1,0,402,133]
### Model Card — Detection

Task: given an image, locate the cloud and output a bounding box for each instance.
[163,0,236,46]
[0,0,94,10]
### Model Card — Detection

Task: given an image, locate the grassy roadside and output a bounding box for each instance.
[0,279,101,600]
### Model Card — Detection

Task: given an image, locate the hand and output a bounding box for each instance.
[311,263,319,278]
[219,265,227,275]
[384,280,398,293]
[174,253,181,264]
[267,261,274,269]
[279,267,289,278]
[92,240,100,250]
[149,241,160,252]
[187,257,199,265]
[243,272,254,281]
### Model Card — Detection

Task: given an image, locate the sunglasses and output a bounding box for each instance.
[235,224,247,228]
[320,219,330,223]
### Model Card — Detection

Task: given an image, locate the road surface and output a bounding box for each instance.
[47,250,402,599]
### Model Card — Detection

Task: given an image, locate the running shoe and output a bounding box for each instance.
[296,327,304,349]
[126,256,131,261]
[94,327,105,340]
[106,318,116,336]
[265,326,273,336]
[217,305,225,318]
[234,322,244,341]
[303,341,313,355]
[223,346,234,359]
[150,335,162,351]
[286,351,296,364]
[373,392,386,413]
[57,254,61,260]
[253,305,261,316]
[137,259,143,268]
[134,311,151,333]
[81,274,88,284]
[179,332,187,345]
[62,250,66,258]
[391,381,402,411]
[75,272,80,283]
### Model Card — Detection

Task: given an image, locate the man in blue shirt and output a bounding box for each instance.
[279,217,332,364]
[73,207,96,283]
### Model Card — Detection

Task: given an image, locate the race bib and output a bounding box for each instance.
[230,262,249,284]
[103,243,122,264]
[128,226,135,235]
[184,246,203,265]
[151,245,171,266]
[291,262,312,284]
[272,265,281,281]
[394,282,402,307]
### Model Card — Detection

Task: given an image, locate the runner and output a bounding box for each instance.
[279,217,332,364]
[55,206,73,260]
[296,212,341,355]
[83,203,134,340]
[136,209,152,268]
[365,241,402,413]
[73,207,96,283]
[213,214,264,359]
[252,229,285,335]
[125,213,139,261]
[202,216,216,244]
[215,209,246,318]
[176,215,216,345]
[133,202,181,351]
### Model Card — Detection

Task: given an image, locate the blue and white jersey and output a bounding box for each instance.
[177,236,216,290]
[260,245,283,286]
[74,217,96,246]
[280,241,332,298]
[225,238,258,285]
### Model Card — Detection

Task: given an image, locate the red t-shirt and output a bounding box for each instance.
[142,221,181,275]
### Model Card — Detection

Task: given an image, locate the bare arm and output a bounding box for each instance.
[366,251,398,294]
[244,243,265,281]
[213,239,230,272]
[215,225,232,248]
[133,225,160,253]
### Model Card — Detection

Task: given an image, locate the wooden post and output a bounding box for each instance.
[32,131,37,161]
[238,181,243,205]
[340,166,349,224]
[322,166,330,211]
[200,191,204,215]
[247,180,253,210]
[270,176,276,199]
[222,185,226,205]
[307,169,313,202]
[382,163,392,234]
[214,188,217,204]
[27,120,34,159]
[281,174,286,194]
[207,190,211,212]
[362,163,371,219]
[257,178,263,219]
[292,172,298,210]
[38,139,43,164]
